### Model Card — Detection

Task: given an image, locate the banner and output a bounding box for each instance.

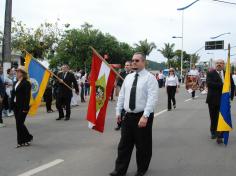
[86,51,116,133]
[25,53,51,115]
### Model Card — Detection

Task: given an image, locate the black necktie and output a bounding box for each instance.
[129,73,139,111]
[218,71,223,82]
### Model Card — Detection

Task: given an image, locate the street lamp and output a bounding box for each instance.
[177,0,200,83]
[207,52,215,68]
[210,32,231,39]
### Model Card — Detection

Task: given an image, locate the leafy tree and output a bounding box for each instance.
[51,23,134,70]
[158,43,175,67]
[174,50,191,69]
[11,18,65,59]
[134,39,156,56]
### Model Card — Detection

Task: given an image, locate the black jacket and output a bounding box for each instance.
[57,71,79,98]
[116,71,130,87]
[206,70,235,106]
[11,79,31,111]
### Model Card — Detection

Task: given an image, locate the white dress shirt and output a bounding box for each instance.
[116,69,159,118]
[14,81,21,102]
[218,70,224,83]
[232,74,236,86]
[165,75,179,86]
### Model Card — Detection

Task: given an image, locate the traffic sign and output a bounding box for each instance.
[205,40,224,50]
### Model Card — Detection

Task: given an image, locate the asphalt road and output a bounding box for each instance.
[1,87,236,176]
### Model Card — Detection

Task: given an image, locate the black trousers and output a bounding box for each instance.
[80,85,85,102]
[115,112,153,174]
[208,104,220,136]
[159,79,163,88]
[167,86,176,110]
[46,100,52,111]
[56,96,72,118]
[192,91,196,98]
[14,108,33,144]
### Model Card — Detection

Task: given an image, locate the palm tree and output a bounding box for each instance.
[134,39,156,57]
[190,53,200,66]
[158,43,175,67]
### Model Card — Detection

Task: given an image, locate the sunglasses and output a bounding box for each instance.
[169,70,174,72]
[132,59,140,63]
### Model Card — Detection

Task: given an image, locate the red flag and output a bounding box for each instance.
[86,52,116,133]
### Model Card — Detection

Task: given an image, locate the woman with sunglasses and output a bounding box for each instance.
[165,68,179,111]
[11,66,33,148]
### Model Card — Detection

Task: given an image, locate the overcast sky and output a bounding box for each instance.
[1,0,236,63]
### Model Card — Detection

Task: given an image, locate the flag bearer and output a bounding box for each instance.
[206,59,234,144]
[11,66,33,148]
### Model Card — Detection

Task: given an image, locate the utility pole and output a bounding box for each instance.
[2,0,12,75]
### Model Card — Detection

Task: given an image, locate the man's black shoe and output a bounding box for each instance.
[114,126,121,131]
[56,117,63,120]
[109,170,125,176]
[64,118,70,121]
[211,135,217,139]
[134,172,146,176]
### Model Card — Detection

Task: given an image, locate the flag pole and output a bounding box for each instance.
[90,46,124,81]
[22,49,73,91]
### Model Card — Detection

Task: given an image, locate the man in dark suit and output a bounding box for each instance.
[206,59,235,144]
[56,65,79,121]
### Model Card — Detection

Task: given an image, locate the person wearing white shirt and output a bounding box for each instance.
[165,68,179,111]
[4,68,14,116]
[110,52,159,176]
[158,70,164,88]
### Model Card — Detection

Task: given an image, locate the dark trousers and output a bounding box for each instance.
[208,104,220,136]
[167,86,176,110]
[80,85,85,102]
[115,112,153,174]
[0,106,3,123]
[46,100,52,111]
[56,96,72,118]
[192,91,195,98]
[14,108,33,144]
[85,85,90,96]
[159,79,164,88]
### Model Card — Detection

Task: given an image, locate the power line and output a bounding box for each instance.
[212,0,236,5]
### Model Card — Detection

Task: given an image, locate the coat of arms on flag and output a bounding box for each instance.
[86,48,116,133]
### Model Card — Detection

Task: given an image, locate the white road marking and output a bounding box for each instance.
[184,95,199,102]
[18,159,64,176]
[154,109,167,117]
[184,98,192,102]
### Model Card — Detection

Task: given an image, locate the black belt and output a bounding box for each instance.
[126,111,144,117]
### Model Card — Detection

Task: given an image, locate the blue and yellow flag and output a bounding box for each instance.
[25,53,51,116]
[217,44,233,145]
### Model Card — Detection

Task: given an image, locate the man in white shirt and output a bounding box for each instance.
[110,52,159,176]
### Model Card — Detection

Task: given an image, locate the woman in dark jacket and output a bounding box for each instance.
[11,66,33,148]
